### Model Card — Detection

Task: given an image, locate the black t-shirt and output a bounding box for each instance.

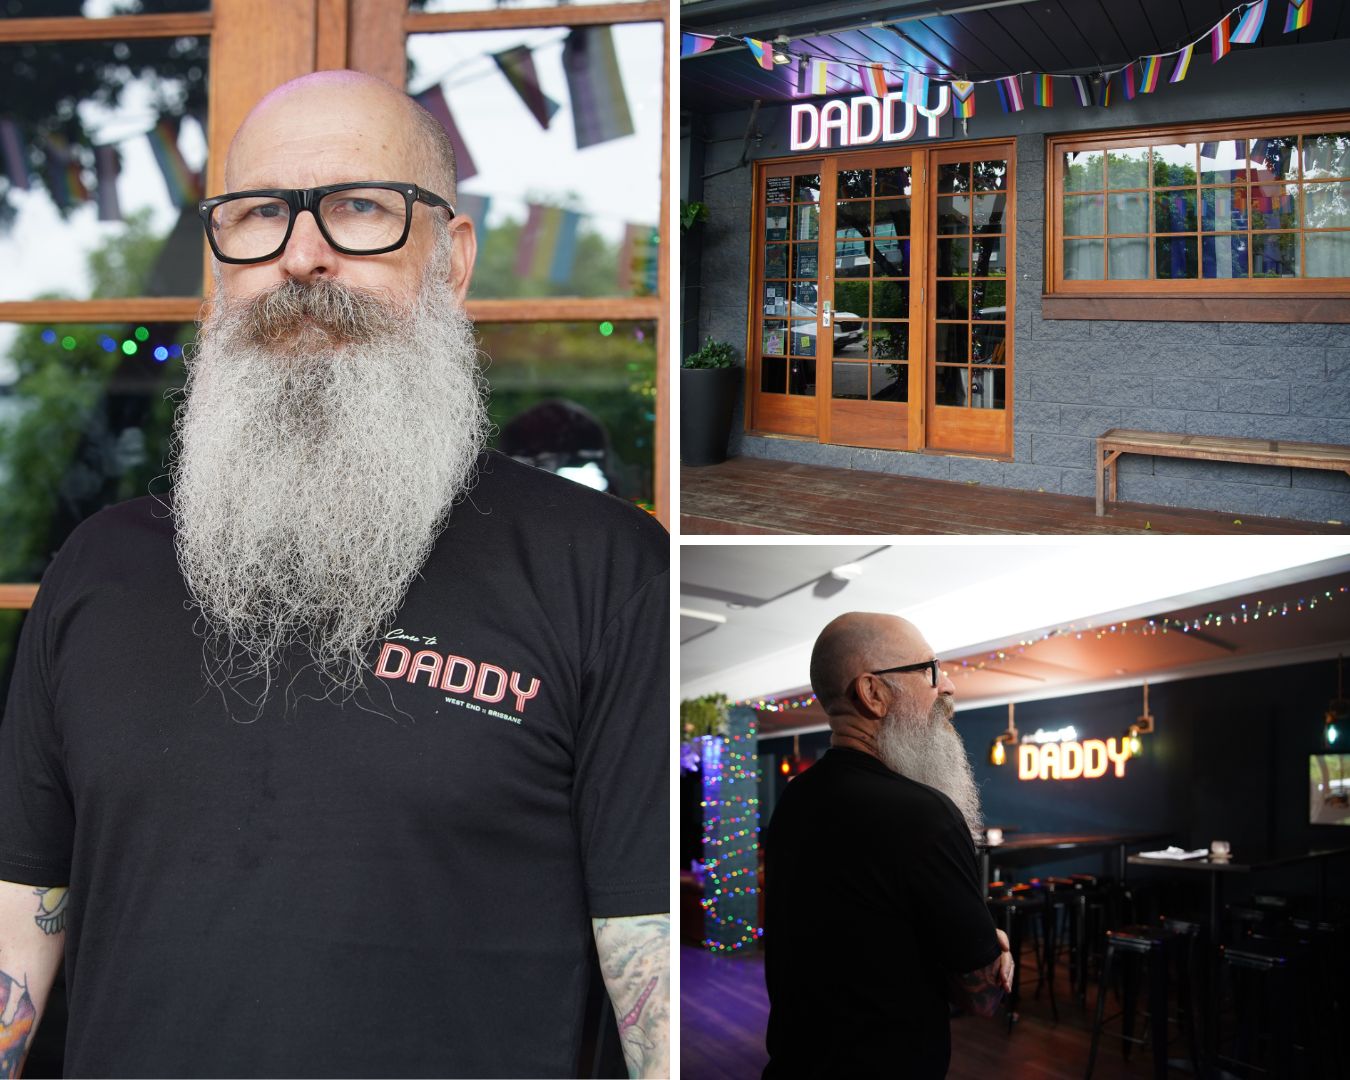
[0,452,669,1078]
[762,748,1000,1079]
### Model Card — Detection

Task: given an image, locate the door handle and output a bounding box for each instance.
[821,300,832,328]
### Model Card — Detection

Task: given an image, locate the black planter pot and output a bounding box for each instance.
[680,366,741,466]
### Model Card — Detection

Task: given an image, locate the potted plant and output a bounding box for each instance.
[681,339,741,467]
[680,693,729,771]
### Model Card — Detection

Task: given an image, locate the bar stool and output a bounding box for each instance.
[987,880,1058,1029]
[1037,876,1090,1005]
[1084,920,1202,1080]
[1217,938,1299,1078]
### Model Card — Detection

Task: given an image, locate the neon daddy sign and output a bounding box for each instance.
[789,87,951,152]
[1016,726,1134,781]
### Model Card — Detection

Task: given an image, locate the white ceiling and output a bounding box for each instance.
[680,538,1350,719]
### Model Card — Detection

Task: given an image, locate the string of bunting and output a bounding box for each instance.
[683,0,1312,117]
[730,582,1348,711]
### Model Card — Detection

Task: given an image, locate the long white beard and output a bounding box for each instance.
[877,693,984,836]
[170,253,489,702]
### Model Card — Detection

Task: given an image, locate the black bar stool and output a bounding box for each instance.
[987,880,1058,1029]
[1084,919,1202,1080]
[1216,938,1299,1078]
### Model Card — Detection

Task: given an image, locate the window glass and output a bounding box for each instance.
[0,0,209,15]
[0,38,208,301]
[406,23,661,299]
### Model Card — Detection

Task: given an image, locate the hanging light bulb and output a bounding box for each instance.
[990,739,1006,766]
[990,703,1018,766]
[771,35,792,64]
[1126,724,1142,756]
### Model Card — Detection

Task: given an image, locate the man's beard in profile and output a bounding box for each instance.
[877,690,984,836]
[170,235,489,703]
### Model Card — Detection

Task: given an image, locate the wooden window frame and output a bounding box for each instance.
[1044,110,1350,324]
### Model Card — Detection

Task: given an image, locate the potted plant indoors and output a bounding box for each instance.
[681,339,741,467]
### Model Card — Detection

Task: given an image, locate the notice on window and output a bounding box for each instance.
[766,176,792,204]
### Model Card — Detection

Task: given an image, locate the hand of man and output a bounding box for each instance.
[994,928,1014,993]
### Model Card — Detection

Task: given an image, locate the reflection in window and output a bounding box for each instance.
[480,321,656,508]
[407,22,661,299]
[0,37,208,301]
[1056,122,1350,284]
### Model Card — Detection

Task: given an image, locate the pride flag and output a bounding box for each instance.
[1070,75,1092,106]
[996,75,1023,112]
[564,27,635,149]
[94,144,121,221]
[1101,74,1114,107]
[42,133,89,210]
[1121,63,1138,100]
[494,45,560,129]
[1230,0,1268,44]
[1285,0,1312,31]
[617,222,657,295]
[454,192,491,230]
[681,33,717,56]
[414,85,479,182]
[743,38,774,70]
[858,63,889,97]
[1171,44,1194,82]
[810,59,831,95]
[902,70,930,108]
[951,80,975,118]
[1212,16,1232,60]
[1032,74,1052,107]
[147,117,201,207]
[1139,55,1161,92]
[0,117,29,190]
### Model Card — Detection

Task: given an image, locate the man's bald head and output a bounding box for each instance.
[810,612,927,713]
[226,70,457,201]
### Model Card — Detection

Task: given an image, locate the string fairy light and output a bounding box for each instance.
[699,724,764,953]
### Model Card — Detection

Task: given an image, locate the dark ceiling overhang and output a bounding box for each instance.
[681,0,1350,114]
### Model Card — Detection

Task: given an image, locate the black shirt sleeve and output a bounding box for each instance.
[907,797,1000,974]
[0,544,77,886]
[572,569,669,918]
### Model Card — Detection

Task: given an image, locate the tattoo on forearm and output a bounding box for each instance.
[593,915,670,1080]
[0,969,36,1078]
[957,959,1005,1017]
[33,888,67,936]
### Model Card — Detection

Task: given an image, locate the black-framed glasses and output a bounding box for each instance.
[869,658,944,688]
[198,181,456,264]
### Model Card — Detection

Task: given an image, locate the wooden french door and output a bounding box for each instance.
[748,140,1014,458]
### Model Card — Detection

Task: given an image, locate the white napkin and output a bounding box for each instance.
[1138,846,1209,860]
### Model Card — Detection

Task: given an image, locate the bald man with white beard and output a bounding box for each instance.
[0,71,668,1078]
[762,612,1013,1079]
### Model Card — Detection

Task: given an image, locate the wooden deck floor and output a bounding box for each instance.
[681,457,1350,535]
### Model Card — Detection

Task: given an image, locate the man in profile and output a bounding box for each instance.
[763,612,1011,1078]
[0,71,667,1078]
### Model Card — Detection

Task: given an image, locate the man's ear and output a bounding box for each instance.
[852,672,892,721]
[446,216,477,306]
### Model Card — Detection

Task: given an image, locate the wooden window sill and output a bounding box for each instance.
[1041,295,1350,323]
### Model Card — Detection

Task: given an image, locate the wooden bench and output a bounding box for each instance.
[1095,429,1350,516]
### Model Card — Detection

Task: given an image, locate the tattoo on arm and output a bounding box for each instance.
[0,969,36,1078]
[32,889,67,937]
[955,956,1005,1018]
[592,915,669,1080]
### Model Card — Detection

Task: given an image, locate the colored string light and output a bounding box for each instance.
[700,721,764,953]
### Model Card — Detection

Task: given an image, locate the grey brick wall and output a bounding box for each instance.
[689,37,1350,524]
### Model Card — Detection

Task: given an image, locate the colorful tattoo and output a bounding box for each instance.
[956,956,1007,1018]
[33,888,67,936]
[0,971,36,1078]
[592,915,670,1080]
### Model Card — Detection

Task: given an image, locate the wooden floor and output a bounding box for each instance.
[681,457,1350,535]
[681,944,1184,1080]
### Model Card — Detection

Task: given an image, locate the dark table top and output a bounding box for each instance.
[1127,846,1350,873]
[978,830,1175,854]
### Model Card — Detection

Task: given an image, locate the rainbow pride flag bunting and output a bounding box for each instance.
[1139,55,1161,92]
[515,203,558,278]
[996,75,1024,112]
[0,117,30,190]
[1230,0,1268,44]
[1101,74,1114,107]
[42,133,88,210]
[951,80,975,118]
[617,222,657,295]
[1070,75,1092,106]
[94,144,121,221]
[494,45,560,129]
[1212,16,1232,60]
[1171,43,1194,82]
[414,86,479,182]
[858,63,889,97]
[681,32,717,56]
[744,38,774,70]
[563,27,635,149]
[1285,0,1312,31]
[1033,74,1053,107]
[147,117,201,207]
[1121,63,1138,100]
[903,70,930,108]
[454,192,490,230]
[548,209,582,285]
[811,59,831,95]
